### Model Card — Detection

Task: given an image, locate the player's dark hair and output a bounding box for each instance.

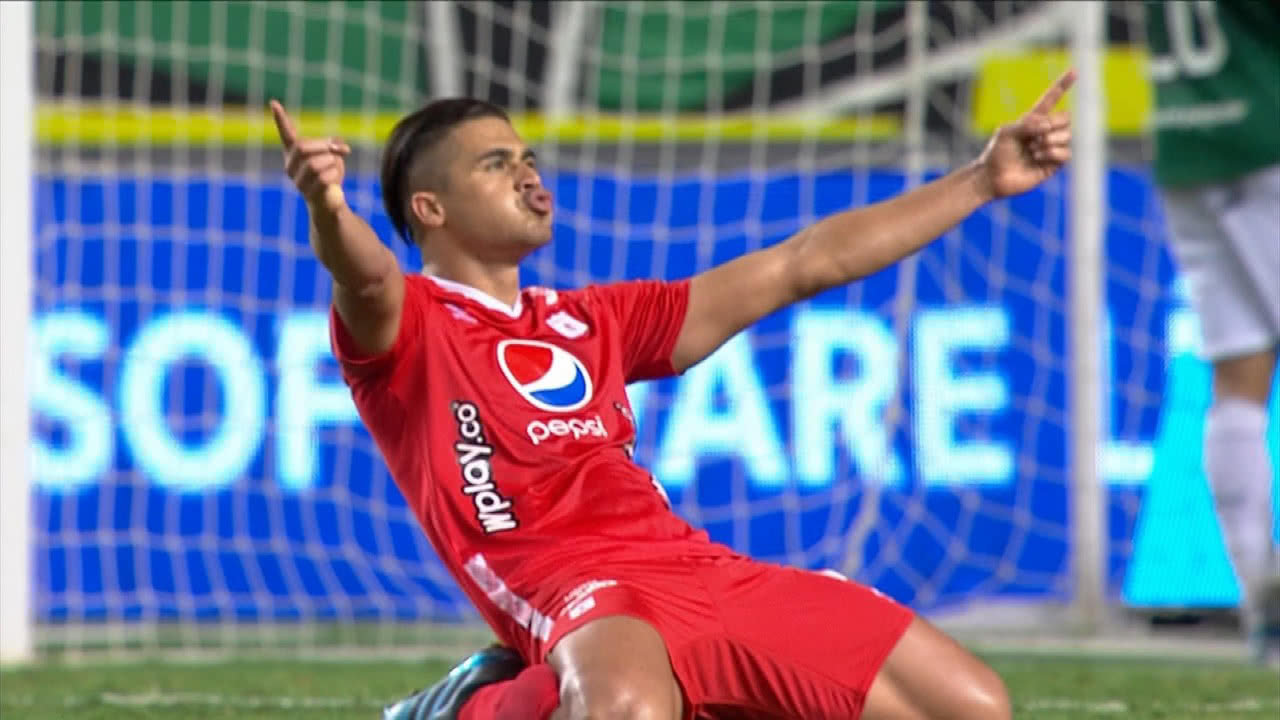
[381,98,510,245]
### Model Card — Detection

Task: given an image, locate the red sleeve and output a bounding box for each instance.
[587,279,691,383]
[329,274,429,385]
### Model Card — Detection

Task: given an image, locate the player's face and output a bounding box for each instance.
[437,117,553,255]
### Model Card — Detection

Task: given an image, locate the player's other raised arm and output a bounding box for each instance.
[671,70,1075,373]
[270,100,405,356]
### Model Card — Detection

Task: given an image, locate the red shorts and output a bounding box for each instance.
[542,552,914,720]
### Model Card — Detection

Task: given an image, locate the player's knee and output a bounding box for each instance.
[559,678,678,720]
[958,668,1012,720]
[1212,349,1278,405]
[565,695,672,720]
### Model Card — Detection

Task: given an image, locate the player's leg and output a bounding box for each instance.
[382,645,559,720]
[1165,166,1280,661]
[667,559,999,719]
[547,615,683,720]
[861,616,1010,720]
[1206,164,1280,661]
[1208,346,1280,662]
[1208,344,1277,592]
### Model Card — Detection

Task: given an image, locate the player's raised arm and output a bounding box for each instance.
[270,100,405,355]
[670,70,1075,373]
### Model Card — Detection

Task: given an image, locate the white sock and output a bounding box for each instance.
[1204,397,1276,626]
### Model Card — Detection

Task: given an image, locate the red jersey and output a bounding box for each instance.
[330,273,722,661]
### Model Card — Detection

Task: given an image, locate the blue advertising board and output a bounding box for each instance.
[32,166,1280,623]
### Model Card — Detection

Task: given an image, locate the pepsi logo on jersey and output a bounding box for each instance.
[497,340,593,412]
[497,339,613,447]
[526,415,608,446]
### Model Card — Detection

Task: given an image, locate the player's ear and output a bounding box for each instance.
[410,190,445,231]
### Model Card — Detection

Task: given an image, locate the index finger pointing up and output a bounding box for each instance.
[269,100,298,149]
[1030,69,1076,115]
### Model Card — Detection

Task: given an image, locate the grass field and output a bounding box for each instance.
[3,653,1277,719]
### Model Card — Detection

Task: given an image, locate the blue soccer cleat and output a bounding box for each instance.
[382,646,526,720]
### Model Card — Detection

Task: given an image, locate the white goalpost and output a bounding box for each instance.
[0,0,36,666]
[1067,0,1107,635]
[19,0,1129,657]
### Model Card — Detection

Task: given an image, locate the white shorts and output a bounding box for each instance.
[1161,164,1280,361]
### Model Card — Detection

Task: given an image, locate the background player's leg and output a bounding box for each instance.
[1207,347,1279,661]
[862,616,1011,720]
[1208,346,1278,590]
[1213,350,1279,407]
[1163,166,1280,662]
[547,615,684,720]
[1189,165,1280,662]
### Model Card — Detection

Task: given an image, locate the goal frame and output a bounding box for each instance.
[0,0,36,667]
[3,0,1108,660]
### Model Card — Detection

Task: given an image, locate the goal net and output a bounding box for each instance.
[24,0,1192,656]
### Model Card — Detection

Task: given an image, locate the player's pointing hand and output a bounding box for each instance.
[976,69,1075,199]
[270,99,350,214]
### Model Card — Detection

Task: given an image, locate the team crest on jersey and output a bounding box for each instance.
[547,310,588,339]
[497,339,594,412]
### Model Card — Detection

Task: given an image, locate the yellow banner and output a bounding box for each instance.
[972,48,1152,136]
[36,107,901,146]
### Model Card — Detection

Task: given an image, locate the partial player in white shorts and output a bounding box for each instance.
[1161,164,1280,361]
[1160,162,1280,664]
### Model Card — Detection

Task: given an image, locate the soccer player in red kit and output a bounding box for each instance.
[271,68,1074,720]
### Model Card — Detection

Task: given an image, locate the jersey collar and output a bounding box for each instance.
[425,274,524,318]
